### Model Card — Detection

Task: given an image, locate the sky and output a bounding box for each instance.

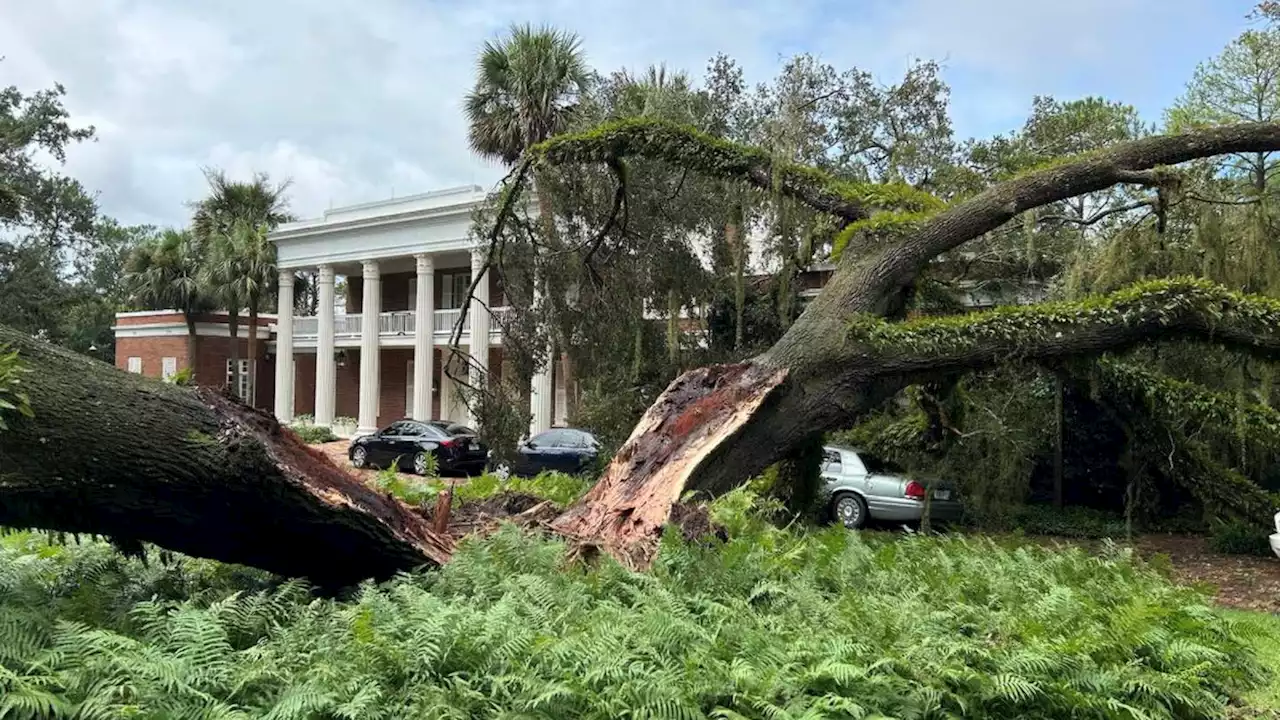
[0,0,1261,229]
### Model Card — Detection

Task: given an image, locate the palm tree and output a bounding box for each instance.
[464,24,590,165]
[202,219,277,402]
[192,169,292,402]
[124,229,207,368]
[464,23,590,417]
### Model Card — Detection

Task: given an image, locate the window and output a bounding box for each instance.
[532,429,573,447]
[440,272,471,310]
[225,359,250,401]
[822,450,842,473]
[126,357,142,374]
[161,357,178,381]
[859,452,904,475]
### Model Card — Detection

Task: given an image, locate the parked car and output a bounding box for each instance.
[1271,512,1280,559]
[348,419,488,476]
[820,445,962,529]
[510,427,601,477]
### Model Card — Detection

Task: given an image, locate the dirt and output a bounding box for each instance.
[315,440,466,487]
[1031,534,1280,614]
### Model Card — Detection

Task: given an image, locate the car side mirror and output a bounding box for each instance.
[525,440,538,449]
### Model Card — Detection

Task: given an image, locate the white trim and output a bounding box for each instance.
[274,239,474,271]
[115,310,278,320]
[112,322,273,339]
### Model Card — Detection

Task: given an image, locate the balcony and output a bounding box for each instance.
[290,308,509,345]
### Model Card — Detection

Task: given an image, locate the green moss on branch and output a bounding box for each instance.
[530,118,943,220]
[849,278,1280,361]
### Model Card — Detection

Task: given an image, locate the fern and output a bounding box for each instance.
[0,512,1269,719]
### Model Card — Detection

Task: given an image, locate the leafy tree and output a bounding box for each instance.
[0,78,96,247]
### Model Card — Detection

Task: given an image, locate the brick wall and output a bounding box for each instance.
[115,336,189,379]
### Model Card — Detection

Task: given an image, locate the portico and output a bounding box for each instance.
[269,186,562,436]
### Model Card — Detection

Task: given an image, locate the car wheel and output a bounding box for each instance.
[490,463,511,481]
[351,446,368,469]
[413,451,431,476]
[833,493,868,529]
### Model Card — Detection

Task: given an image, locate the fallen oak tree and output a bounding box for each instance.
[508,119,1280,563]
[5,121,1280,580]
[0,329,454,588]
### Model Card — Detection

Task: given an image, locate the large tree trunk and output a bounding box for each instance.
[227,306,241,398]
[247,293,259,406]
[0,325,453,588]
[184,313,199,380]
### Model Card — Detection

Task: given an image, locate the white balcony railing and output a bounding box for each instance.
[291,308,508,341]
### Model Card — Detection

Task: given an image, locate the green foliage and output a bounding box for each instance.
[1208,520,1275,556]
[0,515,1269,719]
[0,345,33,431]
[531,117,943,217]
[992,504,1130,539]
[455,470,594,507]
[850,277,1280,356]
[167,365,195,386]
[290,423,338,445]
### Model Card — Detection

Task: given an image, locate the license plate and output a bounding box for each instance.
[469,441,478,451]
[934,490,951,500]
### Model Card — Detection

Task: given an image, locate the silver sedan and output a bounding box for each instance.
[820,445,963,529]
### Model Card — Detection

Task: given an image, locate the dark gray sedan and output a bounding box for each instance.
[820,445,962,529]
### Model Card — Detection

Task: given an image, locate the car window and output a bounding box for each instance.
[532,429,569,447]
[400,422,428,437]
[860,452,904,475]
[382,421,410,436]
[445,424,476,436]
[822,449,842,473]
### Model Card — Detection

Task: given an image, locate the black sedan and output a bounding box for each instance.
[348,419,488,476]
[510,427,601,477]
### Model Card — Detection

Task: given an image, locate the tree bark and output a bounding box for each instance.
[247,293,259,406]
[227,306,241,398]
[184,314,199,380]
[0,325,453,588]
[543,121,1280,561]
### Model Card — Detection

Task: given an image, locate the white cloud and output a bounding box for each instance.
[0,0,1254,228]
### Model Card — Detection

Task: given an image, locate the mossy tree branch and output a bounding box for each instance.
[851,279,1280,380]
[528,117,943,221]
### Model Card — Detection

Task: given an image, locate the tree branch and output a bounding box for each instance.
[528,117,941,220]
[851,279,1280,381]
[1037,199,1155,227]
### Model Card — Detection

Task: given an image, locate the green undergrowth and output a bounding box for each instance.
[0,486,1271,719]
[371,467,594,509]
[1221,610,1280,717]
[288,423,338,445]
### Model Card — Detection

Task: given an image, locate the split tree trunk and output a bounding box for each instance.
[0,325,453,588]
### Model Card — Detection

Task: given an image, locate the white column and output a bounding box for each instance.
[314,265,336,427]
[413,253,434,421]
[528,280,553,435]
[357,260,381,436]
[273,271,295,423]
[467,248,490,426]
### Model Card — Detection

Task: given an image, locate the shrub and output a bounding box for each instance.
[290,423,338,444]
[0,504,1268,719]
[1208,519,1274,556]
[167,366,196,386]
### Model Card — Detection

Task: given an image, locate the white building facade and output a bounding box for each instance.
[269,186,564,437]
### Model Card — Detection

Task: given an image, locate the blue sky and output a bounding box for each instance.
[0,0,1260,227]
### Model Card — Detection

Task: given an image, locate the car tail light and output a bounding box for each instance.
[904,480,926,500]
[438,438,456,449]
